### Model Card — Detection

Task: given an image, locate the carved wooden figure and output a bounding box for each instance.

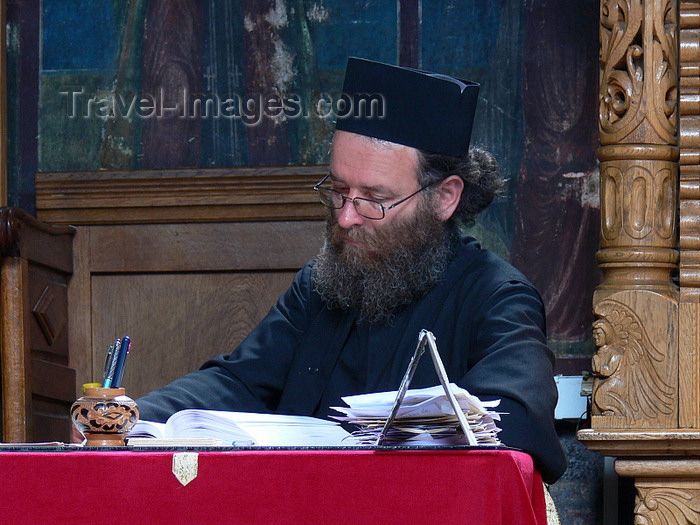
[592,298,676,424]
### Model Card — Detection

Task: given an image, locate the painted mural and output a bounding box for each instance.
[38,1,515,169]
[12,0,601,353]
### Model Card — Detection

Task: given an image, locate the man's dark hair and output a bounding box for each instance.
[417,147,504,227]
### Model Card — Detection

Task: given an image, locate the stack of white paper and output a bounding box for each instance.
[331,384,503,446]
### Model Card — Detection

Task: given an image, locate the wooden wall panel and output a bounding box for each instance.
[0,207,76,442]
[40,168,327,400]
[27,264,75,442]
[68,219,324,398]
[35,167,327,225]
[28,265,69,357]
[89,271,297,398]
[87,222,324,272]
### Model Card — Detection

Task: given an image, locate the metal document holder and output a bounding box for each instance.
[375,329,477,446]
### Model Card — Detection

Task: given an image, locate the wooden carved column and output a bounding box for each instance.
[579,1,700,523]
[678,0,700,430]
[593,0,680,430]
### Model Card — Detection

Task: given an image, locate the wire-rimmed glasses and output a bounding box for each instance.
[313,173,432,220]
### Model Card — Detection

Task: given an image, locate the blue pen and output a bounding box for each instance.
[102,338,122,388]
[112,335,131,388]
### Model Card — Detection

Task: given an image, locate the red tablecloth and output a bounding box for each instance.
[0,448,546,524]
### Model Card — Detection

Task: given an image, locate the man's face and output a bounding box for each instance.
[327,130,424,237]
[313,131,451,322]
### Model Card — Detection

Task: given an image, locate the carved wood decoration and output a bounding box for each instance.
[580,1,700,523]
[33,284,64,346]
[592,297,677,426]
[599,1,679,146]
[593,0,680,429]
[616,460,700,523]
[678,0,700,428]
[635,486,700,524]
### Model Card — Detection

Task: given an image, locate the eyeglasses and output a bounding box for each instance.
[313,173,432,220]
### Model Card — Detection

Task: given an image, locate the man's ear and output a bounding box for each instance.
[434,175,464,222]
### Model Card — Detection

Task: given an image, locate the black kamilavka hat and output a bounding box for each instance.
[334,57,479,157]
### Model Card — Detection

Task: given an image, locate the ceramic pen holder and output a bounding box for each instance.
[70,387,139,446]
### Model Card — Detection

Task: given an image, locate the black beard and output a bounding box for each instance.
[312,199,452,323]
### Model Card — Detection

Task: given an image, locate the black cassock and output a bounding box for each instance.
[137,233,567,483]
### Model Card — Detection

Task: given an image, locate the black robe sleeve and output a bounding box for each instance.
[457,276,566,483]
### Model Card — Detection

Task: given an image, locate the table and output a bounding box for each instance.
[0,448,546,524]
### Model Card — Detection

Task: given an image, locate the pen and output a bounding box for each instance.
[102,338,122,388]
[112,335,131,388]
[102,342,115,382]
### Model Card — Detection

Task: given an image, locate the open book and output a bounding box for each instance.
[127,410,357,447]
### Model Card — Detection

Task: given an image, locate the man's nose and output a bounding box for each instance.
[336,198,365,228]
